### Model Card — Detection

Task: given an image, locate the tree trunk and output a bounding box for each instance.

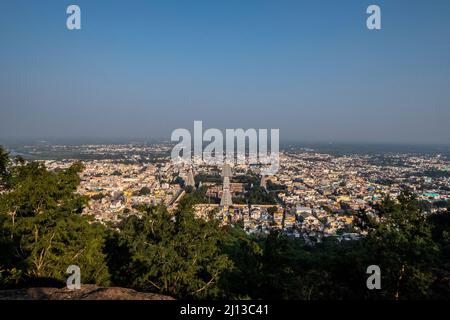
[395,264,406,300]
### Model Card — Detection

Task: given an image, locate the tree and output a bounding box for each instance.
[428,212,450,298]
[218,226,263,299]
[361,192,439,299]
[0,146,22,190]
[0,157,109,288]
[0,146,10,188]
[267,206,277,216]
[107,198,232,299]
[138,187,151,196]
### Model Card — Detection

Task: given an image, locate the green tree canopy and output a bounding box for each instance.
[0,155,109,288]
[361,192,439,299]
[106,197,232,299]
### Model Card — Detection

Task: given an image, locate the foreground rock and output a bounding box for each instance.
[0,284,174,300]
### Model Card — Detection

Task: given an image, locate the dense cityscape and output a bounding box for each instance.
[13,142,450,244]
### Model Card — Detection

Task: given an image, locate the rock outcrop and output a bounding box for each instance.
[0,284,174,300]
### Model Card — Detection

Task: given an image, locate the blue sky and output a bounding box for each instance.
[1,0,449,144]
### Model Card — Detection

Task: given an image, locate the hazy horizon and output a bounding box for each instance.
[2,136,450,150]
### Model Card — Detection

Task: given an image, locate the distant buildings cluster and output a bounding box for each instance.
[43,143,450,242]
